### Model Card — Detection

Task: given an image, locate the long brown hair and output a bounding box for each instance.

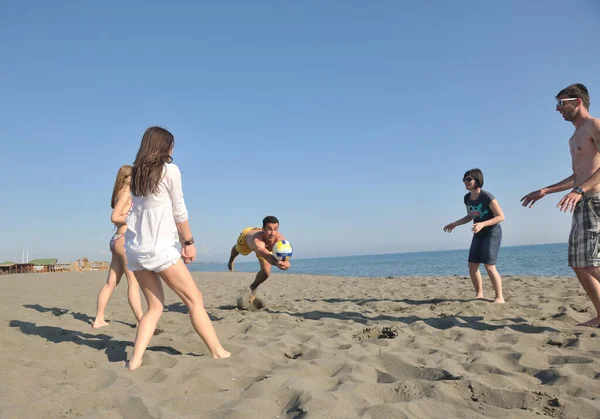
[131,126,174,197]
[111,165,133,209]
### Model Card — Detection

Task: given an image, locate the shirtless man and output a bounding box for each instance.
[521,83,600,326]
[228,216,290,302]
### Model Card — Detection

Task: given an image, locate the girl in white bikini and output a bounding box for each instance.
[92,165,144,328]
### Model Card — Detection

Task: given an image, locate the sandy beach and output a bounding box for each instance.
[1,271,600,418]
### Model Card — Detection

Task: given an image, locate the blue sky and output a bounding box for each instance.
[1,1,599,263]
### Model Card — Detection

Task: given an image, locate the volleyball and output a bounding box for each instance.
[273,240,293,261]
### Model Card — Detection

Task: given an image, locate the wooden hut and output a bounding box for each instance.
[0,262,16,275]
[0,262,34,275]
[30,258,58,273]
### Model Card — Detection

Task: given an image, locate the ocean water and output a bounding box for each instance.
[189,243,574,278]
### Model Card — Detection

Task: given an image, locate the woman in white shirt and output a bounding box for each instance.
[125,126,230,370]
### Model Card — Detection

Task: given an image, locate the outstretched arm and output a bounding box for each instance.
[443,206,474,233]
[521,174,575,208]
[249,239,290,270]
[453,215,475,226]
[542,174,576,194]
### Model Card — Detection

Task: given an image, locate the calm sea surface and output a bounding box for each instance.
[189,243,574,277]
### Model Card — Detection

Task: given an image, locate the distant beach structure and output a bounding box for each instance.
[73,257,108,272]
[0,257,108,275]
[0,261,33,275]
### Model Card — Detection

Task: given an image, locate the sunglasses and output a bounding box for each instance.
[462,177,474,182]
[556,98,578,107]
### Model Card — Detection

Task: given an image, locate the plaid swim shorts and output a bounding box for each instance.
[568,192,600,268]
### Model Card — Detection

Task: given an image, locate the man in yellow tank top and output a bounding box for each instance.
[228,216,291,305]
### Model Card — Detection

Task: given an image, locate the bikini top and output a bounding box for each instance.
[113,199,133,229]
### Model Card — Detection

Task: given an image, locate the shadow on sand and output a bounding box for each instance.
[23,303,137,328]
[300,297,471,305]
[8,320,204,363]
[264,308,557,334]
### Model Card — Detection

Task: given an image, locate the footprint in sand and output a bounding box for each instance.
[236,290,266,312]
[548,355,593,365]
[352,326,399,342]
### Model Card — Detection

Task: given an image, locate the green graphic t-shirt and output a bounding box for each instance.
[464,190,499,236]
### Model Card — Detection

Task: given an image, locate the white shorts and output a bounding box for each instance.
[126,247,181,273]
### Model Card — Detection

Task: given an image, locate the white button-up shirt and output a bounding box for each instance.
[125,163,189,255]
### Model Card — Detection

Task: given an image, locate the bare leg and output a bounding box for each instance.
[484,264,505,303]
[575,267,595,300]
[228,245,239,271]
[113,241,143,323]
[249,258,271,302]
[92,255,123,328]
[468,262,484,299]
[573,267,600,326]
[159,259,230,359]
[126,272,144,324]
[127,270,165,371]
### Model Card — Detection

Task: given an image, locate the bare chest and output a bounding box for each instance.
[569,129,597,157]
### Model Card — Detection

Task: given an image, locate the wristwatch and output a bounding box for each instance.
[182,237,195,246]
[573,187,584,195]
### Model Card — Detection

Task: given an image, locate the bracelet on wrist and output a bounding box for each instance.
[182,237,194,246]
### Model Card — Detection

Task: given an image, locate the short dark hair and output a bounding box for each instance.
[263,215,279,227]
[464,168,484,188]
[556,83,590,109]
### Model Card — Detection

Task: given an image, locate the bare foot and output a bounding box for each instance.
[475,294,485,300]
[249,288,256,303]
[212,348,232,359]
[92,319,109,329]
[577,317,600,327]
[227,260,234,271]
[125,358,142,371]
[494,298,505,304]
